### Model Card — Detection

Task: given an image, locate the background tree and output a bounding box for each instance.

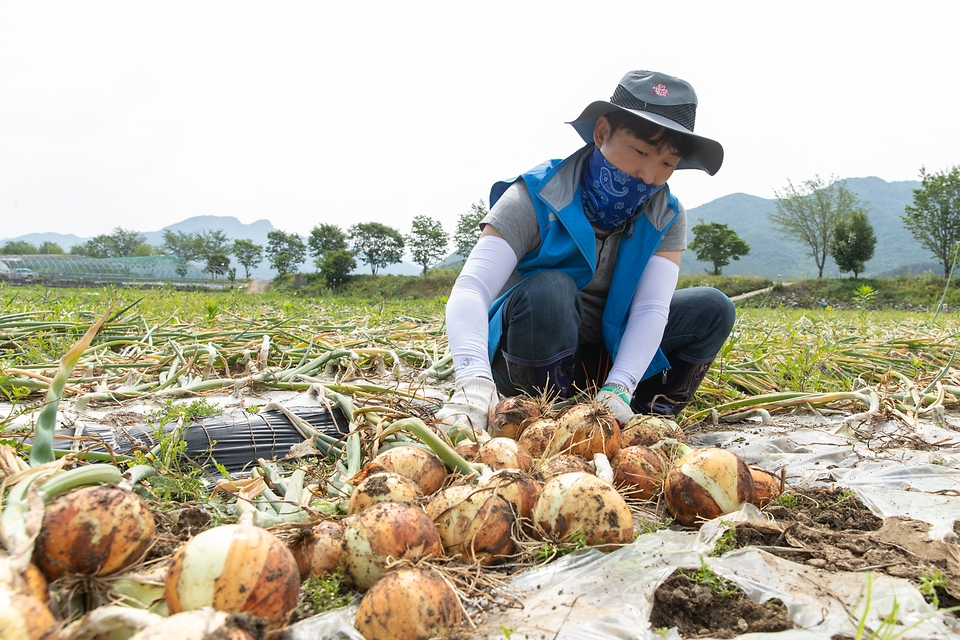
[203,252,231,279]
[770,175,864,278]
[902,166,960,277]
[265,230,306,277]
[162,230,205,262]
[199,229,230,259]
[688,220,750,275]
[319,249,357,287]
[70,228,149,258]
[1,241,38,255]
[231,239,263,278]
[37,241,64,254]
[454,200,486,258]
[830,210,876,278]
[349,222,405,275]
[406,215,448,276]
[308,223,350,269]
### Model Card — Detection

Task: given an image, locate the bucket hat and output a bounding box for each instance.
[568,70,724,175]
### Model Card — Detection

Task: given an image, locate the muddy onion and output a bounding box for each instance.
[536,453,593,481]
[612,445,665,500]
[750,467,783,507]
[479,469,542,523]
[0,557,49,604]
[533,472,634,548]
[620,415,685,447]
[517,417,557,458]
[368,446,447,495]
[477,437,533,472]
[129,608,255,640]
[347,471,423,515]
[663,449,755,526]
[354,567,462,640]
[489,396,540,439]
[33,484,155,580]
[165,523,300,632]
[340,501,443,591]
[291,519,345,580]
[454,441,479,461]
[426,484,515,565]
[548,403,621,459]
[0,590,57,640]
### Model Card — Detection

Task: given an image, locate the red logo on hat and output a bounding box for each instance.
[653,83,668,97]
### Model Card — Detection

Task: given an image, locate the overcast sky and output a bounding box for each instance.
[2,2,958,244]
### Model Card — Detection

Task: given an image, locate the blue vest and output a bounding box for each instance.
[487,147,679,381]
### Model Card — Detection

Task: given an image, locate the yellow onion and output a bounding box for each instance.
[340,501,443,591]
[489,396,540,439]
[347,471,423,515]
[620,414,685,447]
[479,469,541,523]
[165,523,300,633]
[517,417,557,458]
[129,607,255,640]
[533,472,634,549]
[0,590,57,640]
[290,519,345,580]
[663,448,755,526]
[354,567,462,640]
[34,484,155,580]
[454,441,479,462]
[749,467,783,507]
[536,453,592,481]
[547,402,621,459]
[612,445,665,501]
[367,446,447,495]
[0,557,49,604]
[477,437,533,472]
[425,484,515,565]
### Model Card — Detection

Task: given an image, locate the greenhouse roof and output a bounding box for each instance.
[0,254,212,282]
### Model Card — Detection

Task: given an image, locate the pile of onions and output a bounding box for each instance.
[165,523,300,633]
[290,519,345,580]
[340,501,443,591]
[612,445,665,500]
[533,472,633,549]
[33,484,155,580]
[364,446,447,495]
[489,396,540,439]
[0,589,57,640]
[547,402,621,459]
[354,567,462,640]
[517,417,557,458]
[426,484,515,565]
[477,437,533,471]
[347,471,423,515]
[663,448,755,526]
[620,414,685,447]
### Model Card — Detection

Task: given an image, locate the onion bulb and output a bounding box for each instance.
[612,445,665,500]
[340,501,443,591]
[165,523,300,633]
[354,567,462,640]
[479,469,542,523]
[489,396,540,439]
[33,484,155,580]
[347,471,423,515]
[663,448,755,526]
[367,446,447,495]
[547,402,621,459]
[477,437,533,472]
[425,484,515,565]
[620,414,685,447]
[291,519,345,580]
[0,590,57,640]
[129,607,255,640]
[533,472,634,549]
[749,467,783,507]
[454,441,479,462]
[517,417,557,458]
[0,557,49,604]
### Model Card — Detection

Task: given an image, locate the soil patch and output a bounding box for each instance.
[144,505,212,562]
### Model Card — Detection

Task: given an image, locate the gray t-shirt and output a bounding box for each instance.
[483,180,686,343]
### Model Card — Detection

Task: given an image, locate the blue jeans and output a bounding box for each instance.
[490,270,735,396]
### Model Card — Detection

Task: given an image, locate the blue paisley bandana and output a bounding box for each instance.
[580,146,664,229]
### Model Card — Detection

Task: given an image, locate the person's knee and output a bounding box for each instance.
[506,271,582,325]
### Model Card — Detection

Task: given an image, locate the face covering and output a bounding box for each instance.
[580,146,665,229]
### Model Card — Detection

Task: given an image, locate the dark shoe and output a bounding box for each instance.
[499,346,578,398]
[631,353,714,415]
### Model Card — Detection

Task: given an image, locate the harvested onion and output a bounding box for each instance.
[165,523,300,633]
[533,472,633,549]
[354,567,462,640]
[489,396,540,439]
[547,402,621,459]
[479,469,541,523]
[612,445,665,500]
[517,417,557,458]
[749,467,783,507]
[129,607,255,640]
[340,501,443,591]
[426,484,515,565]
[477,437,533,471]
[536,453,592,481]
[621,414,684,447]
[663,448,755,526]
[291,519,345,580]
[0,590,57,640]
[347,471,423,515]
[34,483,155,580]
[367,446,447,495]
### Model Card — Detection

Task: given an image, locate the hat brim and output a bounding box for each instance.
[567,100,724,176]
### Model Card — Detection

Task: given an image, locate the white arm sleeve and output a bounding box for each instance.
[605,255,679,394]
[446,235,518,380]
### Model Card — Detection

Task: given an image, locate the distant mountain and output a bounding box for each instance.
[681,177,928,278]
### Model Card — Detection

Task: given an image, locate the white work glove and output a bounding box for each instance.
[597,384,634,426]
[434,377,499,432]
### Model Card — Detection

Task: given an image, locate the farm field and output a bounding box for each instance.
[1,284,960,639]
